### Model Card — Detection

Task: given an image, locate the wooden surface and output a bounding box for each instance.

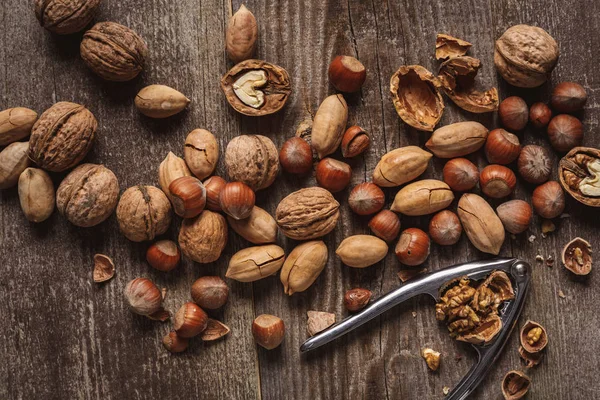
[1,0,599,399]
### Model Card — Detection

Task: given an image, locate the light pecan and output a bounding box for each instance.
[336,235,388,268]
[280,241,328,295]
[311,94,348,159]
[227,205,277,244]
[18,168,55,222]
[0,107,38,146]
[0,142,31,189]
[391,179,454,216]
[184,129,219,180]
[135,85,190,118]
[225,4,258,63]
[158,152,191,199]
[457,193,505,255]
[425,121,488,158]
[225,244,285,282]
[179,210,227,263]
[372,146,432,187]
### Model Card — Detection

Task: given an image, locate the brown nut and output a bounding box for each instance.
[368,210,401,242]
[203,176,227,211]
[529,102,552,129]
[395,228,430,266]
[169,176,206,218]
[280,241,328,295]
[547,114,583,152]
[426,121,488,158]
[316,158,351,193]
[191,276,229,309]
[18,168,55,222]
[485,129,521,165]
[307,311,335,336]
[184,129,219,180]
[252,314,285,349]
[117,186,171,242]
[174,302,208,338]
[219,181,255,220]
[442,158,479,192]
[225,134,279,191]
[561,237,592,276]
[517,145,551,184]
[499,96,528,131]
[341,125,370,158]
[496,200,532,234]
[29,102,96,172]
[328,56,366,93]
[158,152,192,199]
[559,147,600,207]
[80,22,147,81]
[35,0,101,35]
[480,165,517,198]
[344,288,372,312]
[0,142,31,189]
[201,319,231,341]
[225,4,258,63]
[225,244,285,282]
[520,320,548,353]
[457,193,505,255]
[279,137,313,175]
[495,24,559,88]
[429,210,462,246]
[391,179,454,216]
[56,163,119,227]
[312,94,349,159]
[228,205,277,244]
[501,370,531,400]
[179,210,228,263]
[373,146,432,187]
[124,278,163,316]
[421,348,441,371]
[348,182,385,215]
[221,60,291,116]
[135,85,190,118]
[519,346,543,368]
[390,65,444,131]
[551,82,587,113]
[0,107,38,146]
[336,235,388,268]
[435,33,472,60]
[532,181,565,219]
[146,240,181,272]
[93,254,115,283]
[162,331,189,353]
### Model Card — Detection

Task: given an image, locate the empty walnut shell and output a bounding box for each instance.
[520,320,548,353]
[502,370,531,400]
[438,56,499,113]
[559,147,600,207]
[390,65,444,132]
[225,135,279,191]
[220,59,291,116]
[35,0,101,35]
[561,237,592,276]
[80,22,148,81]
[435,34,472,60]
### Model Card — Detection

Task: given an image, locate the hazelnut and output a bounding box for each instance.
[561,237,592,276]
[219,181,256,220]
[368,210,401,242]
[551,82,587,113]
[344,288,372,312]
[341,125,370,158]
[529,102,552,129]
[162,331,189,353]
[429,210,462,246]
[395,228,430,266]
[520,320,548,353]
[480,165,517,198]
[502,370,531,400]
[191,276,229,310]
[315,158,352,193]
[443,158,479,191]
[124,278,163,316]
[174,302,209,338]
[252,314,285,350]
[517,145,551,184]
[328,55,366,93]
[93,254,115,283]
[279,137,313,175]
[547,114,583,152]
[169,176,207,218]
[499,96,528,131]
[496,200,532,234]
[485,129,521,165]
[146,240,181,272]
[203,176,227,211]
[116,186,172,242]
[348,182,385,215]
[532,181,565,219]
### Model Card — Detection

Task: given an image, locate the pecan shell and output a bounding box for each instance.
[280,241,328,295]
[457,193,505,255]
[0,107,38,146]
[425,121,488,158]
[372,146,432,187]
[0,142,31,189]
[391,179,454,216]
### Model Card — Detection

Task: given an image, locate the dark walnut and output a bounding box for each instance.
[116,186,172,242]
[559,147,600,207]
[29,102,97,172]
[438,56,499,113]
[80,22,148,81]
[390,65,444,132]
[220,59,291,116]
[35,0,101,35]
[225,135,279,191]
[562,237,592,276]
[56,163,119,227]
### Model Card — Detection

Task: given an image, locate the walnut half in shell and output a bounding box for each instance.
[562,237,592,276]
[519,320,548,353]
[559,147,600,207]
[220,59,291,116]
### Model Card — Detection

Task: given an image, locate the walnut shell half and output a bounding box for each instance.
[220,59,291,116]
[502,370,531,400]
[561,237,592,276]
[559,146,600,207]
[35,0,101,35]
[520,320,548,353]
[456,314,502,344]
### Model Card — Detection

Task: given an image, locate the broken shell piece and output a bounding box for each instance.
[562,237,592,275]
[397,268,426,282]
[456,314,502,344]
[146,308,170,322]
[421,348,441,371]
[520,320,548,353]
[390,65,445,132]
[435,34,472,60]
[519,346,543,368]
[307,311,335,336]
[93,254,115,283]
[443,386,450,396]
[438,56,499,113]
[541,219,556,235]
[502,370,531,400]
[201,319,231,341]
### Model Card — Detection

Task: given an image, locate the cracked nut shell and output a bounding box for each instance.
[426,121,488,158]
[458,193,505,255]
[0,142,31,189]
[117,185,171,242]
[561,237,592,275]
[226,244,285,282]
[336,235,388,268]
[391,179,454,216]
[35,0,101,35]
[559,146,600,207]
[225,134,279,191]
[184,129,218,181]
[0,107,38,146]
[280,241,328,295]
[502,370,531,400]
[179,210,227,263]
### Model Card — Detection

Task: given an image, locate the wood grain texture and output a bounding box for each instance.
[1,0,599,399]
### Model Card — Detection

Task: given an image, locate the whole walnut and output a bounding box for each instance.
[80,22,148,81]
[179,210,228,263]
[29,102,97,172]
[116,186,172,242]
[35,0,101,35]
[56,163,119,227]
[494,25,559,88]
[225,135,279,191]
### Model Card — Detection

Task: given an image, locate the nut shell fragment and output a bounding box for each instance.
[307,311,335,336]
[93,254,115,283]
[391,179,454,216]
[226,244,285,282]
[201,319,231,342]
[372,146,432,187]
[435,34,472,60]
[457,314,502,344]
[561,237,592,275]
[501,370,531,400]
